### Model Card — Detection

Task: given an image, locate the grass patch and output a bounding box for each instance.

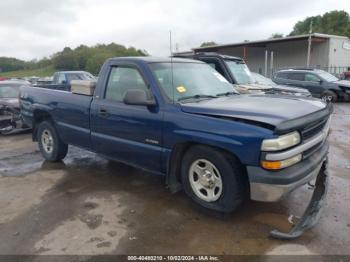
[0,66,55,78]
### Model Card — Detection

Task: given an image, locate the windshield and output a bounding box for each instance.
[83,72,96,80]
[318,71,339,82]
[150,62,236,102]
[66,72,96,82]
[0,85,20,98]
[225,60,255,84]
[252,73,277,86]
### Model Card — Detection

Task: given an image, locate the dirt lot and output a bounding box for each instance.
[0,103,349,256]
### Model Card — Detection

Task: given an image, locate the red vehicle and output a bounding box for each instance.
[0,77,8,81]
[343,71,350,80]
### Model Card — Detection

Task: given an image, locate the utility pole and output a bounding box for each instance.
[306,20,313,68]
[270,51,274,78]
[264,50,268,77]
[169,31,173,56]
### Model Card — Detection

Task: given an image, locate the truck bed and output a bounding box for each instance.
[33,83,70,91]
[20,86,93,149]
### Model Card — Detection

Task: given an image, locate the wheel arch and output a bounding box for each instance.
[32,109,54,141]
[166,141,249,193]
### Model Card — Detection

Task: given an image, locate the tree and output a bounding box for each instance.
[0,42,147,75]
[85,52,112,75]
[200,41,218,47]
[270,33,283,39]
[0,57,26,72]
[289,10,350,37]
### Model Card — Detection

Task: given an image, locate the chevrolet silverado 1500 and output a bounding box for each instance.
[19,57,332,239]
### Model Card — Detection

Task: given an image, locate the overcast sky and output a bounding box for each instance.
[0,0,349,60]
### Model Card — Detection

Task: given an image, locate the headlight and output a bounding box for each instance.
[261,131,301,151]
[261,154,302,170]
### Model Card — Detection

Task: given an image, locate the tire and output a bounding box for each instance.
[181,145,246,213]
[37,121,68,162]
[321,90,337,103]
[344,94,350,102]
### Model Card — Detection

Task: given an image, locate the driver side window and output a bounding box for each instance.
[305,74,321,83]
[105,66,148,102]
[58,74,66,84]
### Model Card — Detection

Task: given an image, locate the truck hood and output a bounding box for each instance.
[180,95,327,131]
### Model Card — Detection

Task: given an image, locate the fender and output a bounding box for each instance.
[165,130,252,193]
[31,104,55,141]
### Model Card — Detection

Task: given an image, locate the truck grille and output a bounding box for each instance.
[301,119,328,141]
[301,116,330,159]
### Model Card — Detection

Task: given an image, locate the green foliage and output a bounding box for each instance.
[0,43,147,76]
[290,10,350,37]
[86,53,111,75]
[270,33,284,39]
[0,66,55,78]
[200,41,218,47]
[0,57,26,72]
[53,47,79,70]
[51,43,146,74]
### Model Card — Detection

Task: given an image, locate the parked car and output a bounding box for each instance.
[343,71,350,80]
[252,72,311,97]
[35,71,96,91]
[20,57,332,239]
[0,80,30,134]
[174,52,311,97]
[273,68,350,102]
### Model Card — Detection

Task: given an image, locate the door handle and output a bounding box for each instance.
[99,109,109,117]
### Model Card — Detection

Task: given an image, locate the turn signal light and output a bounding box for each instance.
[261,154,302,170]
[261,160,282,170]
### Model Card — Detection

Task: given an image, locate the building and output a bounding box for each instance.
[189,33,350,76]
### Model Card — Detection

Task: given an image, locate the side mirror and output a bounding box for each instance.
[123,89,156,106]
[319,79,323,85]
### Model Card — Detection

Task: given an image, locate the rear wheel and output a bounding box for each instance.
[321,90,337,103]
[181,145,246,213]
[37,121,68,162]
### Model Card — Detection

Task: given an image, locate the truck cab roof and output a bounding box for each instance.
[106,56,203,64]
[174,52,243,61]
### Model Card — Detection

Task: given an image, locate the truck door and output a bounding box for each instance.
[90,65,163,173]
[303,73,324,96]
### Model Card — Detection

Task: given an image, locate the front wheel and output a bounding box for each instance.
[321,90,337,103]
[37,121,68,162]
[181,145,246,213]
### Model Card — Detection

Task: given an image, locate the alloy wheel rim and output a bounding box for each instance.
[189,159,223,202]
[41,129,54,154]
[322,95,333,103]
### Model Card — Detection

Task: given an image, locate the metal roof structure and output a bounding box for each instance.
[193,33,349,52]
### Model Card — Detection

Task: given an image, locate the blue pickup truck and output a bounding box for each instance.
[20,57,332,239]
[34,71,96,91]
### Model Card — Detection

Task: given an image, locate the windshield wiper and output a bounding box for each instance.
[178,94,217,102]
[216,91,239,97]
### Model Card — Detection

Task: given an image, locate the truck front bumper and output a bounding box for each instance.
[247,141,328,202]
[246,142,329,240]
